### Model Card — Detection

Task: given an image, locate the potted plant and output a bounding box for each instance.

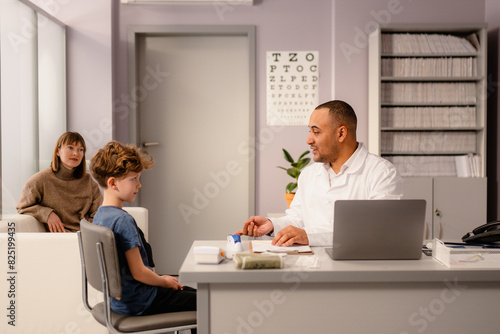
[277,149,310,208]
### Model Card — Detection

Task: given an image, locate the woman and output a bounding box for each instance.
[16,132,102,232]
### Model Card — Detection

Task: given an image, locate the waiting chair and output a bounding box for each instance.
[78,219,197,334]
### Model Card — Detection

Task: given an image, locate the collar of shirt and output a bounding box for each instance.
[322,142,362,186]
[323,142,361,173]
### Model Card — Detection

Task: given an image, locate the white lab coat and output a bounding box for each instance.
[271,143,402,246]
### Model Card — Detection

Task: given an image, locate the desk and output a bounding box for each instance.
[179,240,500,334]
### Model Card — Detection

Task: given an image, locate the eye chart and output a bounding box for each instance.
[266,51,319,126]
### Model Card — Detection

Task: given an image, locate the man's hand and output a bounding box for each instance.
[272,225,309,247]
[47,211,66,233]
[235,216,274,237]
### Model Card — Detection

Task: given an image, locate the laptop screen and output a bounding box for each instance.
[327,199,426,260]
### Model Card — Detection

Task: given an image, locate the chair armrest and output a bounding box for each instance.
[0,214,46,233]
[123,207,149,241]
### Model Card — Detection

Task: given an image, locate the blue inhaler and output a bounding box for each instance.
[226,234,244,258]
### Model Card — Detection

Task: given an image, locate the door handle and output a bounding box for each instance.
[435,209,443,239]
[142,142,160,147]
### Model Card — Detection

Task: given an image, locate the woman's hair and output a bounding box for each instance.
[52,132,87,178]
[90,141,154,188]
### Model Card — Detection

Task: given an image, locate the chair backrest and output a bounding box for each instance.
[80,219,122,299]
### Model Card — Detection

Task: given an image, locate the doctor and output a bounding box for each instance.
[236,100,402,246]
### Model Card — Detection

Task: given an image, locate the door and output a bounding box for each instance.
[133,27,255,274]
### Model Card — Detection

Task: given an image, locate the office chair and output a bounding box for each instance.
[78,219,197,334]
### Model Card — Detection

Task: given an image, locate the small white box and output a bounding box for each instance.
[193,246,224,264]
[432,239,500,268]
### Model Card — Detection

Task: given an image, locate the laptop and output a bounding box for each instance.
[325,199,426,260]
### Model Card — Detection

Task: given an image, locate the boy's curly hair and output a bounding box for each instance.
[90,141,154,188]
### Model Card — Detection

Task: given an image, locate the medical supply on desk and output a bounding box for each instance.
[432,239,500,268]
[193,246,224,264]
[234,253,284,269]
[226,234,244,259]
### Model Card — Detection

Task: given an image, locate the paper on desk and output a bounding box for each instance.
[295,255,320,269]
[251,240,313,254]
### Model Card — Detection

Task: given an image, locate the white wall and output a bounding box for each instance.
[115,0,491,218]
[115,0,333,216]
[1,1,38,215]
[29,0,113,158]
[334,0,500,219]
[24,0,500,219]
[333,0,485,145]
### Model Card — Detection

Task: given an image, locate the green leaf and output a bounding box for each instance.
[282,149,294,163]
[295,158,311,170]
[298,150,310,160]
[279,148,310,193]
[287,167,300,179]
[286,182,297,193]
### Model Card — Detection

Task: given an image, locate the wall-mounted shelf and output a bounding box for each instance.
[369,24,487,178]
[368,24,487,242]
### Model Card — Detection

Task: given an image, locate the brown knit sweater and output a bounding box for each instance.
[16,166,103,232]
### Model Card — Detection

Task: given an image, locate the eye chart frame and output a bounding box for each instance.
[266,51,319,126]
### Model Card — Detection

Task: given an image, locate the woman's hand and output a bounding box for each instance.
[47,212,66,232]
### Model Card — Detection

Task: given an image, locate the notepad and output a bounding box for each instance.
[250,240,313,254]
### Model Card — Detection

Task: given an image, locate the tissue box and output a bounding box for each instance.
[193,246,224,264]
[432,239,500,268]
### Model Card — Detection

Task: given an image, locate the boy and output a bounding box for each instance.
[90,141,196,319]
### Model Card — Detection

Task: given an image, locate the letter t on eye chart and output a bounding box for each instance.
[266,51,319,126]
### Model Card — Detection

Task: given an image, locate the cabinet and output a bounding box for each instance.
[402,177,486,242]
[368,24,487,241]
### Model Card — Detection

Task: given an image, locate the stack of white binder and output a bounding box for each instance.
[455,154,482,177]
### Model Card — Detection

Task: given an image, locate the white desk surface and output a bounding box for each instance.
[179,240,500,284]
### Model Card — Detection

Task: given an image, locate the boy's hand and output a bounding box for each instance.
[161,275,183,290]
